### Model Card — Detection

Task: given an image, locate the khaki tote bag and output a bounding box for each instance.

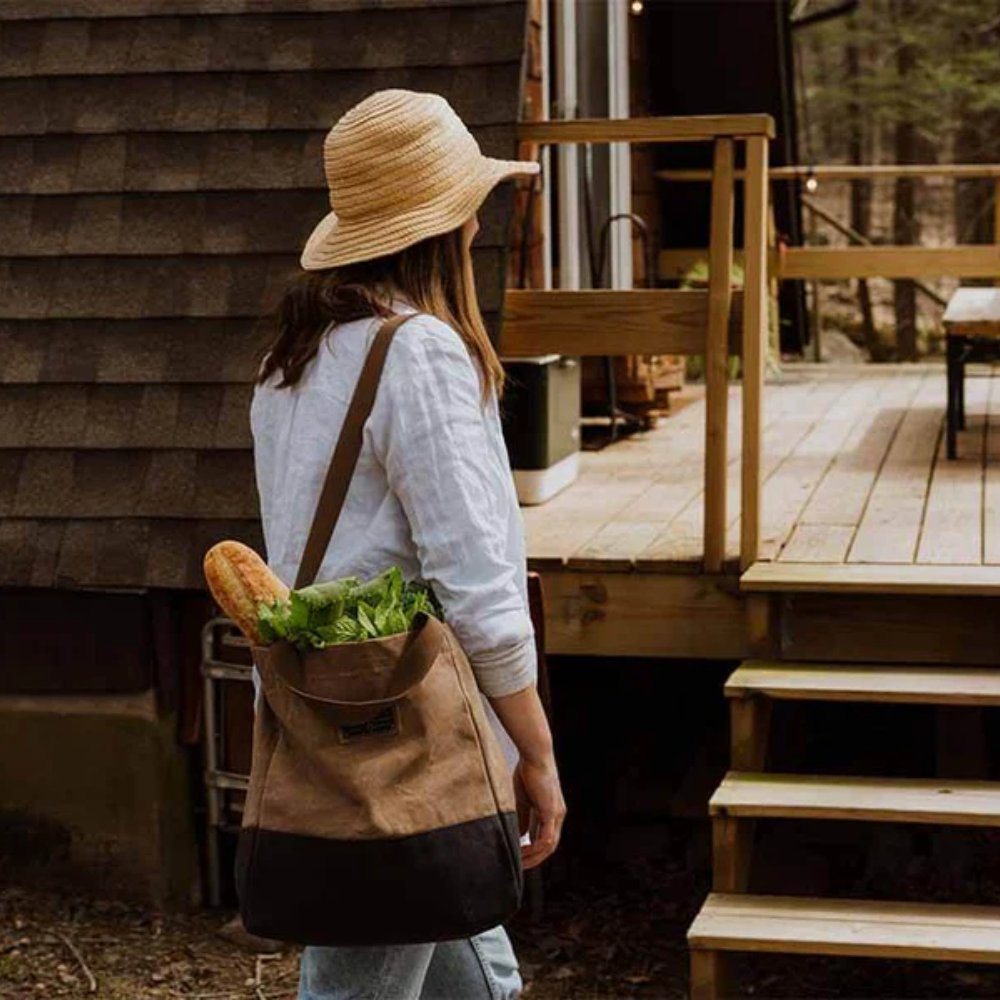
[236,313,524,946]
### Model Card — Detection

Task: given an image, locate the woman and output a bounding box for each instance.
[250,89,566,1000]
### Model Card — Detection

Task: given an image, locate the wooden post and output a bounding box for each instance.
[713,814,754,893]
[741,135,769,572]
[730,696,772,772]
[703,138,735,573]
[690,949,731,1000]
[720,696,771,896]
[767,200,781,363]
[746,593,779,659]
[994,177,1000,288]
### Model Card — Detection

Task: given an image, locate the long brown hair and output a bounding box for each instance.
[256,225,504,401]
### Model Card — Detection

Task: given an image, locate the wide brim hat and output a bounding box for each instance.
[301,89,540,271]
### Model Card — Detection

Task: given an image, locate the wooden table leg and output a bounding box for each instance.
[946,334,960,460]
[958,349,967,431]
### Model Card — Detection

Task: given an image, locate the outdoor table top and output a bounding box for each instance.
[943,288,1000,334]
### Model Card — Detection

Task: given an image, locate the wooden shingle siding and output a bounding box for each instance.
[0,8,526,76]
[0,70,522,134]
[0,250,506,318]
[0,0,523,19]
[0,0,530,589]
[0,386,254,448]
[0,191,517,253]
[2,451,257,519]
[0,518,266,590]
[0,125,519,193]
[0,320,261,383]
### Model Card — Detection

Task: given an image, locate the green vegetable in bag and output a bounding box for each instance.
[256,566,442,650]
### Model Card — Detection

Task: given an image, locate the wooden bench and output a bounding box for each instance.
[942,287,1000,459]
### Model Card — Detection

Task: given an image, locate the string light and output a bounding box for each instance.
[630,0,644,14]
[805,167,819,193]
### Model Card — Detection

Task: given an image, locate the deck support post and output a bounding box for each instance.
[730,696,771,772]
[719,696,771,896]
[741,135,769,571]
[690,948,731,1000]
[994,176,1000,289]
[932,704,989,891]
[703,138,735,573]
[713,815,754,893]
[746,593,779,659]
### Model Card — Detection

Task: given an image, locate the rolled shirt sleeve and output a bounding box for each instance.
[369,315,537,699]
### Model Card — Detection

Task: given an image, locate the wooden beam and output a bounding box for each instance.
[663,245,1000,283]
[740,135,769,571]
[537,571,749,660]
[517,114,775,145]
[704,138,735,573]
[780,245,1000,280]
[658,163,1000,182]
[501,288,743,357]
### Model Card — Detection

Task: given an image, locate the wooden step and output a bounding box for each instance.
[689,893,1000,964]
[726,661,1000,706]
[711,773,1000,826]
[741,561,1000,596]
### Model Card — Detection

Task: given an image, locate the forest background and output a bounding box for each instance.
[795,0,1000,361]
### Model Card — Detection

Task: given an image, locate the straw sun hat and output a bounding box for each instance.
[300,89,540,270]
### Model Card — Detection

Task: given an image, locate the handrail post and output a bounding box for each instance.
[741,135,769,570]
[703,138,735,573]
[994,177,1000,289]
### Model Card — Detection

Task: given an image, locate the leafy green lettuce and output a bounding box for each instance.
[257,566,442,649]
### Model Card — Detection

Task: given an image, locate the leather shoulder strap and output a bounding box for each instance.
[294,311,416,589]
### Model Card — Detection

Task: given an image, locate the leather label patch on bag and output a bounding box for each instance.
[337,705,401,744]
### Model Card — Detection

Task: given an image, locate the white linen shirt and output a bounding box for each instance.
[249,306,537,767]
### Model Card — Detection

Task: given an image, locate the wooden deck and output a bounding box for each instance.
[525,363,1000,573]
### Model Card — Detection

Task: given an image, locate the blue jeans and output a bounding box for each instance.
[298,925,521,1000]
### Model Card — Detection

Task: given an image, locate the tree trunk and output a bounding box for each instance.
[893,0,919,361]
[845,23,877,357]
[954,16,1000,254]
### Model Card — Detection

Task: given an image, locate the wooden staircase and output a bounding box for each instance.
[687,658,1000,998]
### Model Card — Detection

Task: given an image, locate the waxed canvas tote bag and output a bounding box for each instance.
[236,313,524,946]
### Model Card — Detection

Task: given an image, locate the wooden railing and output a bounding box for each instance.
[502,115,776,573]
[657,163,1000,284]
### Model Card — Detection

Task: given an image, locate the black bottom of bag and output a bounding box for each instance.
[236,812,523,946]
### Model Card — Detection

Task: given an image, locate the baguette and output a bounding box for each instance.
[204,541,289,644]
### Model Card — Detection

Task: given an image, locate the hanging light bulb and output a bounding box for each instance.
[630,0,644,13]
[805,167,819,193]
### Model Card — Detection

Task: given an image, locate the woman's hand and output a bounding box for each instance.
[513,753,567,870]
[488,683,567,869]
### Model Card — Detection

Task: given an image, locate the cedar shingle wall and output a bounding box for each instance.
[0,0,529,590]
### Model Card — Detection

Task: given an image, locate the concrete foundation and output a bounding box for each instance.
[0,690,201,908]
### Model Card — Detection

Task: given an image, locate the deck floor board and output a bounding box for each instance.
[524,365,1000,572]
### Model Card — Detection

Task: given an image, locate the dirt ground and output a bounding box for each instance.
[0,863,689,1000]
[9,681,1000,998]
[8,821,1000,1000]
[0,848,698,1000]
